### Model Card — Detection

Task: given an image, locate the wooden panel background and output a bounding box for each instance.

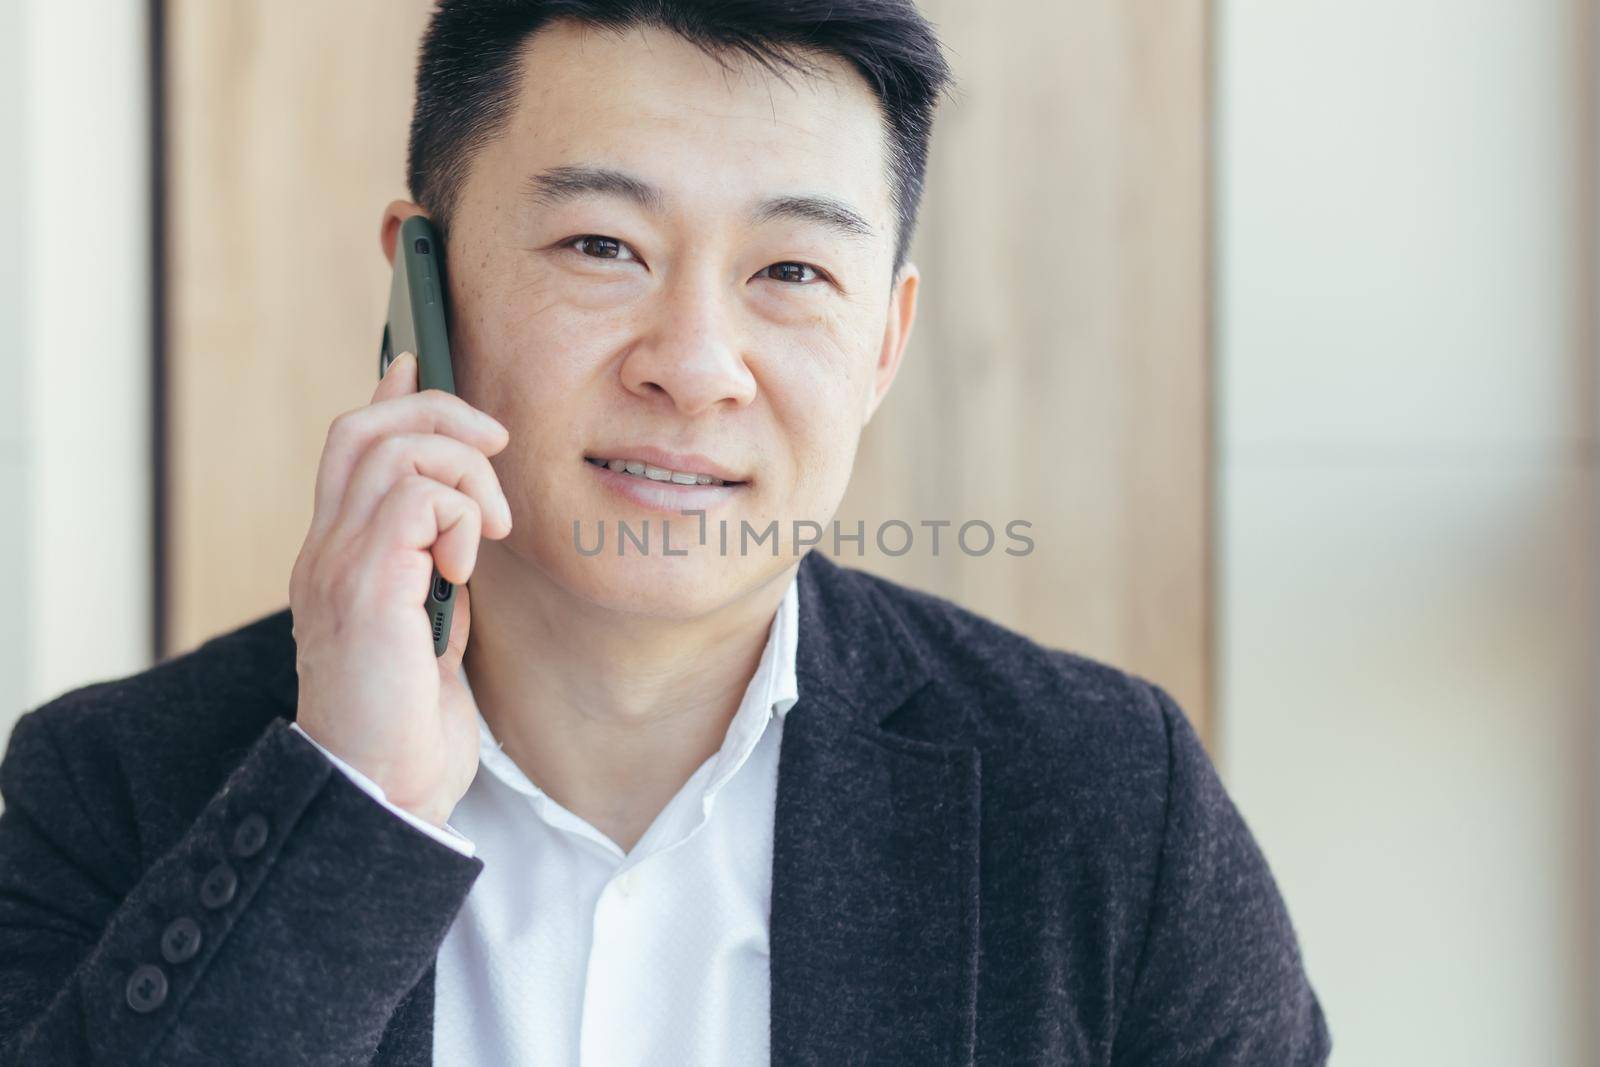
[164,1,1212,739]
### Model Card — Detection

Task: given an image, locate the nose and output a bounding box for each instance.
[618,285,758,416]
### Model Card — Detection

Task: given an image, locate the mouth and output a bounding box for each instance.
[582,455,748,488]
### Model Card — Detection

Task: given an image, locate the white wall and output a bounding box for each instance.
[0,0,27,737]
[1216,1,1597,1063]
[0,0,152,744]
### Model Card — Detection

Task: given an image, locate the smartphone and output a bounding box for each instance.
[379,215,458,657]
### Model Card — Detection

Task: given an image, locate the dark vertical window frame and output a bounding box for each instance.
[148,0,168,662]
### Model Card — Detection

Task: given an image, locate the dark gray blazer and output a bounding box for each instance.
[0,551,1330,1065]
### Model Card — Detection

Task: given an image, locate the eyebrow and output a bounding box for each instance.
[524,164,876,243]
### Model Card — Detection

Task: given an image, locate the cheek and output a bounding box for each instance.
[760,342,872,509]
[756,290,876,390]
[452,272,607,426]
[446,315,596,531]
[544,271,649,314]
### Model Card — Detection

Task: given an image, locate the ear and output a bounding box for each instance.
[380,199,431,266]
[862,262,920,427]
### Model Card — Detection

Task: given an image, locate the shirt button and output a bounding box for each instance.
[125,964,168,1013]
[616,870,637,898]
[160,917,203,964]
[231,813,270,858]
[199,863,238,909]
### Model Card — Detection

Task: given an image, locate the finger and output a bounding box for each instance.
[373,350,419,404]
[364,474,484,589]
[330,432,512,546]
[311,387,509,542]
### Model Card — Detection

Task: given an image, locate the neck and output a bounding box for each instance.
[460,542,796,853]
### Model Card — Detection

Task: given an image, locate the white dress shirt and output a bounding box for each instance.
[292,573,800,1066]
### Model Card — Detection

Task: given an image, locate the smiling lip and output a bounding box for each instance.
[586,460,744,516]
[582,445,749,485]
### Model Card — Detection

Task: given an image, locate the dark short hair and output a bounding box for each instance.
[407,0,957,293]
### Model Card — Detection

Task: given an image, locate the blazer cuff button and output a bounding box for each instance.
[199,863,238,909]
[231,813,270,858]
[125,964,169,1013]
[161,916,203,964]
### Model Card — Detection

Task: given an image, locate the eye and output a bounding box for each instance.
[565,235,639,263]
[560,236,829,288]
[758,262,827,286]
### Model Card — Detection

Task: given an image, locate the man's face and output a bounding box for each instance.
[399,20,919,620]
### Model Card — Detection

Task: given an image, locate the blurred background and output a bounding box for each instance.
[1,1,1595,1061]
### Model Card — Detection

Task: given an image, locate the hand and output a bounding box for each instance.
[288,351,512,827]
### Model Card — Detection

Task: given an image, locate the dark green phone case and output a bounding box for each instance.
[379,215,458,657]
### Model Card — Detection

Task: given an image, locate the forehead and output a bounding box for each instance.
[482,19,892,227]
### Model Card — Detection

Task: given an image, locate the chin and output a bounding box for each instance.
[543,539,776,621]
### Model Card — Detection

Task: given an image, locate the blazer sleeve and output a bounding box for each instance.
[0,710,481,1065]
[1110,683,1333,1066]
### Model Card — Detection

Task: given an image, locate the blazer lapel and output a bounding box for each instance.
[770,554,981,1066]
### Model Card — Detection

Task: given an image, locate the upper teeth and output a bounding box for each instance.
[590,457,731,486]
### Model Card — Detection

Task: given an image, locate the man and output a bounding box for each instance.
[0,1,1331,1064]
